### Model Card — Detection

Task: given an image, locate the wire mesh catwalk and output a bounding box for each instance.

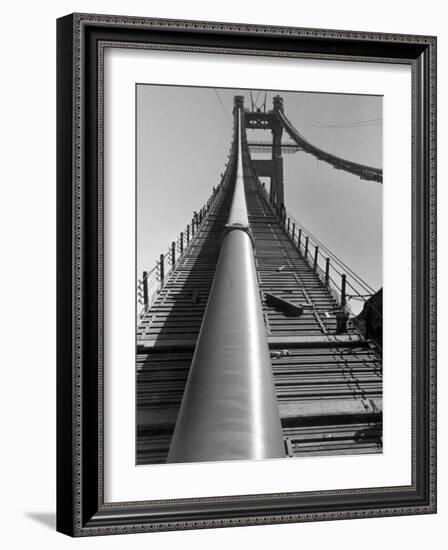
[136,174,382,463]
[242,152,382,459]
[136,169,235,463]
[136,120,382,465]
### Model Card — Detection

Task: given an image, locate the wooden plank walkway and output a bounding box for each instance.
[136,150,382,464]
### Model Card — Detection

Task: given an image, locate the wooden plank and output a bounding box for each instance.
[279,398,383,419]
[264,292,304,316]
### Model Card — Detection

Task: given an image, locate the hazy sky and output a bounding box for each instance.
[137,85,382,292]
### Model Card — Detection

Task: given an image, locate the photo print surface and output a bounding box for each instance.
[136,85,383,465]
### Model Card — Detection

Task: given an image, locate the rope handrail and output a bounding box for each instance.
[255,181,382,321]
[137,140,238,321]
[266,190,375,295]
[241,123,381,323]
[245,106,382,345]
[285,212,375,295]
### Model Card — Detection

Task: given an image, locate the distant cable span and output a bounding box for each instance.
[278,110,383,183]
[214,89,231,123]
[286,111,382,130]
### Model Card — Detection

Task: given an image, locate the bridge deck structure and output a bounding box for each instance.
[136,100,382,464]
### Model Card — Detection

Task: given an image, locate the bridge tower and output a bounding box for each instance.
[136,94,382,464]
[246,95,285,208]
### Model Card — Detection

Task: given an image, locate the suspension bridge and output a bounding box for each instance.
[136,93,382,464]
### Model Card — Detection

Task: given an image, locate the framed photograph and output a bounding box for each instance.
[57,13,437,536]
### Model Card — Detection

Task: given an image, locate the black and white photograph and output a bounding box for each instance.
[136,85,383,465]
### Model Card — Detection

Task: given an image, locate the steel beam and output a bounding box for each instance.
[137,333,365,351]
[167,104,284,463]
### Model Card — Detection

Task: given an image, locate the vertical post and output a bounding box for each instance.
[314,246,319,270]
[298,229,302,252]
[192,218,195,237]
[341,274,347,308]
[159,254,165,288]
[292,222,295,240]
[180,232,184,254]
[365,304,371,339]
[171,241,176,267]
[272,95,284,206]
[305,236,309,259]
[325,257,330,286]
[142,271,149,309]
[287,217,290,234]
[187,224,190,244]
[336,311,348,334]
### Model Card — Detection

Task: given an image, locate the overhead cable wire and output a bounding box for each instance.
[214,89,232,122]
[286,110,382,130]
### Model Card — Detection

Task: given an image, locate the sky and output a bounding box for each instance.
[137,84,382,294]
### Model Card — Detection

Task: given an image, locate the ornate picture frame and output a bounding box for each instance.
[57,13,436,536]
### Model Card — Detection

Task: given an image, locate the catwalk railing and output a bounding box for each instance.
[137,137,238,321]
[238,105,382,344]
[137,182,222,321]
[138,106,382,343]
[255,181,382,346]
